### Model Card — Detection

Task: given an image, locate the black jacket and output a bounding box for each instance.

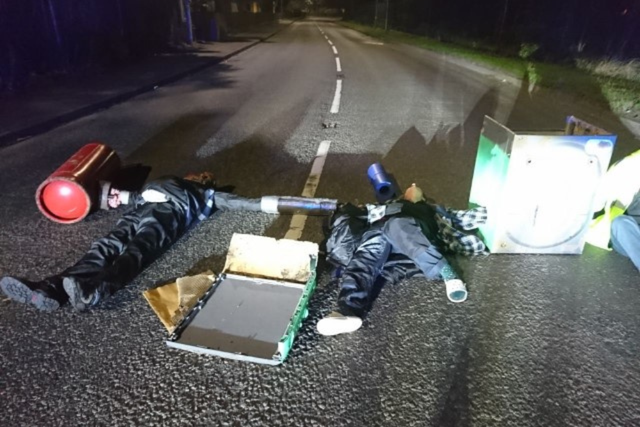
[133,176,213,231]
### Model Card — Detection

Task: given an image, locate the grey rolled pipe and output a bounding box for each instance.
[260,196,337,216]
[214,193,263,211]
[117,191,338,216]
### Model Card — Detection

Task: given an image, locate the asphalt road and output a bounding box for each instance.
[1,20,640,427]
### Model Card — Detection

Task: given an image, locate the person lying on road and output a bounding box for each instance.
[317,184,487,336]
[0,172,263,311]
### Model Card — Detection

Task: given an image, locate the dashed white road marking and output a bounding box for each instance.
[332,46,338,55]
[285,140,332,240]
[330,79,342,114]
[335,57,342,73]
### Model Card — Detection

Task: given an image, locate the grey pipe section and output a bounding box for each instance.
[215,192,262,211]
[214,193,337,216]
[260,196,337,216]
[100,190,337,216]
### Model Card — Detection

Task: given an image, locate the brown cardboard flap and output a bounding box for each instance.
[223,233,318,283]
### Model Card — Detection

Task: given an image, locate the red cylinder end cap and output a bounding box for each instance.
[40,180,90,221]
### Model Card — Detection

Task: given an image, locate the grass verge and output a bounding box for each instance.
[341,21,640,119]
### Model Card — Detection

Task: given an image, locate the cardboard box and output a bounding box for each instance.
[166,233,318,365]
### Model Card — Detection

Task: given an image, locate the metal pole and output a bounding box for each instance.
[374,0,378,27]
[384,0,389,31]
[115,0,125,37]
[184,0,193,44]
[46,0,62,48]
[496,0,509,45]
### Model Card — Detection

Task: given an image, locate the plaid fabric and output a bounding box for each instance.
[434,206,488,255]
[198,189,216,221]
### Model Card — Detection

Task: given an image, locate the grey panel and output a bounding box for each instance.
[175,276,304,360]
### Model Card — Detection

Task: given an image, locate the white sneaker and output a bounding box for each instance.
[317,311,363,336]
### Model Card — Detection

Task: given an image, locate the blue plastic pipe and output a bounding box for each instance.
[367,163,397,203]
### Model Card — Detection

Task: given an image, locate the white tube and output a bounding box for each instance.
[260,196,280,214]
[99,182,112,210]
[119,190,131,205]
[445,279,468,303]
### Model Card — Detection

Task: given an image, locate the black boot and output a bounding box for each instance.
[0,276,68,311]
[63,275,122,311]
[62,277,102,311]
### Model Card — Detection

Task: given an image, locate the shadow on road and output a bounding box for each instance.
[434,343,472,427]
[381,88,499,207]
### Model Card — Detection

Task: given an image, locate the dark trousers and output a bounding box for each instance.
[338,217,447,316]
[57,202,186,297]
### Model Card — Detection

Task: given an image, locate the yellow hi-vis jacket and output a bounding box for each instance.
[587,149,640,250]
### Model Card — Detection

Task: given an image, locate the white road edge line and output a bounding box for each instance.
[284,140,332,240]
[335,57,342,72]
[332,46,338,55]
[330,79,342,114]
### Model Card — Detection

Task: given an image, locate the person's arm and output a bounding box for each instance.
[439,206,488,230]
[594,150,640,214]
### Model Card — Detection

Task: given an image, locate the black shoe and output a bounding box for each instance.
[0,276,67,311]
[63,277,102,311]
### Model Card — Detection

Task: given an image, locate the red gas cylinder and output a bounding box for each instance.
[35,142,121,224]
